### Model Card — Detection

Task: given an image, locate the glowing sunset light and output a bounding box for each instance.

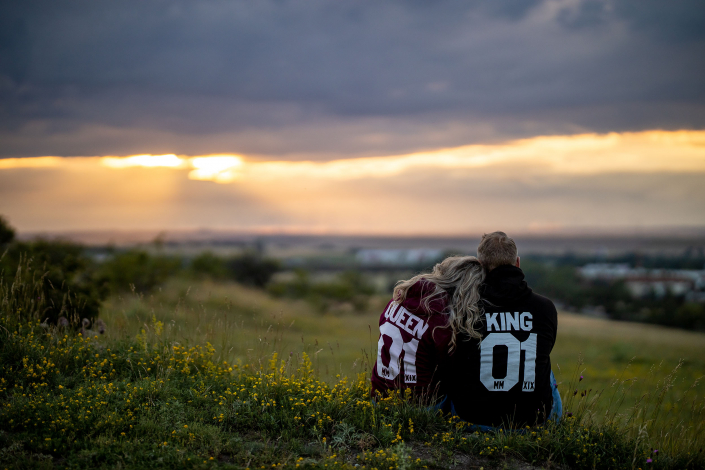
[188,155,244,183]
[0,156,64,169]
[97,154,244,182]
[1,130,704,234]
[1,131,703,181]
[101,154,186,169]
[241,130,705,182]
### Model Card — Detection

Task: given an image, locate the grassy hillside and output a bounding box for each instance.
[100,279,705,421]
[2,277,704,469]
[99,279,385,378]
[554,312,705,428]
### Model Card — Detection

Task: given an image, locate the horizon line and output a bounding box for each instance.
[17,225,705,245]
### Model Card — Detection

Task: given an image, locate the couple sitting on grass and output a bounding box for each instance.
[371,231,561,430]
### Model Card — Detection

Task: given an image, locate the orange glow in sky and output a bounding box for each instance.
[189,156,244,183]
[4,130,704,181]
[0,156,64,169]
[101,154,186,169]
[243,130,705,181]
[1,130,704,234]
[98,154,243,183]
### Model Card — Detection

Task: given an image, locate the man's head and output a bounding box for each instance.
[477,231,519,271]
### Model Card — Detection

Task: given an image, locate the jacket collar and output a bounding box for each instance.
[481,265,533,305]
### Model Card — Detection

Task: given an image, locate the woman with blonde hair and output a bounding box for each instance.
[370,255,485,404]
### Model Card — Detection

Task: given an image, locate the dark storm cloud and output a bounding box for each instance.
[1,0,704,158]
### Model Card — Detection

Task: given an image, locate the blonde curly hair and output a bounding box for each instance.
[393,255,485,351]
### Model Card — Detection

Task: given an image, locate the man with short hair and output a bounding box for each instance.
[446,231,561,428]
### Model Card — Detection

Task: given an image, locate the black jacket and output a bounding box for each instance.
[446,265,557,427]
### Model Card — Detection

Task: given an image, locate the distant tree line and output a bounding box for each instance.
[522,255,705,332]
[524,250,705,271]
[0,216,280,327]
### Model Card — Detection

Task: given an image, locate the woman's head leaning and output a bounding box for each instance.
[393,255,485,350]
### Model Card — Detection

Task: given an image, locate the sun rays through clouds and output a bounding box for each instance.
[1,130,704,233]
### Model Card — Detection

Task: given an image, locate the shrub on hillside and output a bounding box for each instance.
[95,249,183,294]
[190,250,280,287]
[190,251,229,279]
[267,268,312,298]
[268,269,375,312]
[0,215,15,246]
[645,301,705,331]
[225,251,280,287]
[0,239,105,325]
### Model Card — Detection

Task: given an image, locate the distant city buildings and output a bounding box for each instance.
[579,263,705,301]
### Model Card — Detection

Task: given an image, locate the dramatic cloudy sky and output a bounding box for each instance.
[1,0,704,234]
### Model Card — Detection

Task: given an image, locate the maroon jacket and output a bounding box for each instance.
[370,280,453,402]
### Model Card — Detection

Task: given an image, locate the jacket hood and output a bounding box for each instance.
[402,279,450,315]
[481,265,533,306]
